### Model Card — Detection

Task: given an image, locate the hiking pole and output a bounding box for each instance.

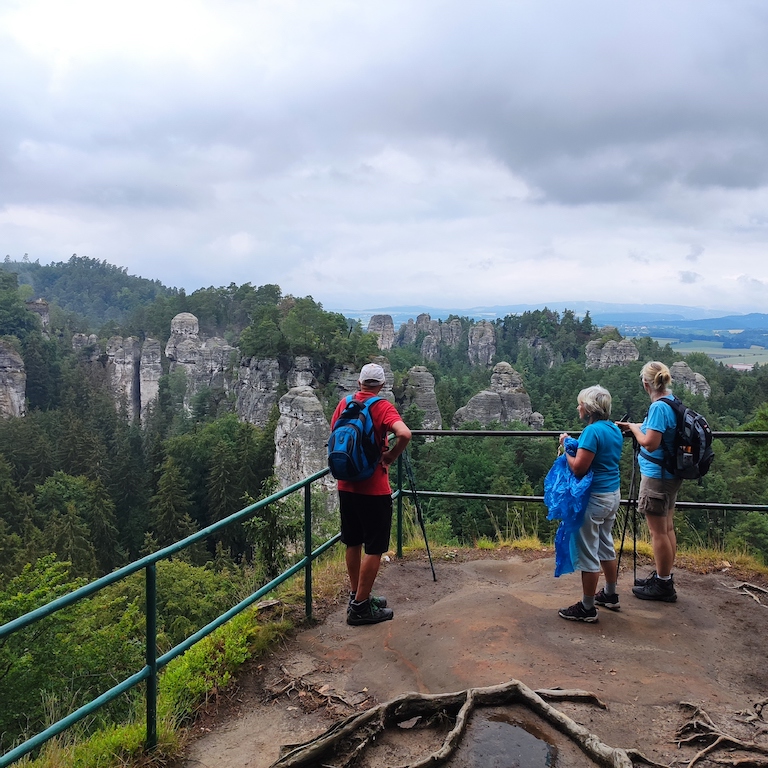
[402,450,437,582]
[617,435,640,582]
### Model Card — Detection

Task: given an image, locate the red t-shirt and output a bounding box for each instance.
[330,392,404,496]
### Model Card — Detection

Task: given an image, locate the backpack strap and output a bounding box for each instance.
[638,396,678,478]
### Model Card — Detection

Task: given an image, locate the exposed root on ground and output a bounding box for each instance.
[265,665,366,717]
[677,701,768,768]
[726,583,768,607]
[269,679,665,768]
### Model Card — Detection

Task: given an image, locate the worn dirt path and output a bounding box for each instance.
[177,553,768,768]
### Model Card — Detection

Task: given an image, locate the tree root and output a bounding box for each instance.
[726,583,768,607]
[269,679,662,768]
[677,702,768,768]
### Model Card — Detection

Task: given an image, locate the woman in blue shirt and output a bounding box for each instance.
[558,385,624,623]
[617,361,681,603]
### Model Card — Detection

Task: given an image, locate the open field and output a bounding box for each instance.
[652,338,768,367]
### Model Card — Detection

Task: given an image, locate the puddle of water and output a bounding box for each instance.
[453,712,557,768]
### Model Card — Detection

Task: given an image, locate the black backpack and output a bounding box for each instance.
[641,395,714,481]
[327,396,383,482]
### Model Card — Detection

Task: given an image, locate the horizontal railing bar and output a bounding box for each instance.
[0,667,151,768]
[410,429,768,439]
[398,489,768,513]
[157,534,341,668]
[0,469,331,639]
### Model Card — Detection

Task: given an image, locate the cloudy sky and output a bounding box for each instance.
[2,0,768,314]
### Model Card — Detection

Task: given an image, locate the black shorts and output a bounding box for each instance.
[339,491,393,555]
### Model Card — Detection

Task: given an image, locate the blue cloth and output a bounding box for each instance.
[544,437,594,577]
[637,399,678,478]
[576,419,623,493]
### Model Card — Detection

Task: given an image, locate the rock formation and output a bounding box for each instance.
[398,314,463,353]
[106,336,141,419]
[165,313,236,410]
[0,340,26,419]
[420,334,440,362]
[25,298,50,333]
[585,339,639,369]
[287,356,315,388]
[671,361,711,398]
[401,366,442,431]
[440,318,463,347]
[467,321,496,367]
[329,356,395,404]
[72,333,101,362]
[139,338,163,423]
[274,385,336,496]
[368,315,395,350]
[453,362,543,429]
[234,357,281,428]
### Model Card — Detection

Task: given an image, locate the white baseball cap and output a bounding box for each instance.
[359,363,386,385]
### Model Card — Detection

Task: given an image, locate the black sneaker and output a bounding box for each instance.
[594,588,620,611]
[634,570,658,587]
[348,592,387,613]
[347,598,394,626]
[558,601,598,623]
[632,575,677,602]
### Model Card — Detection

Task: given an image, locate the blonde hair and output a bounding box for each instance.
[640,361,672,394]
[578,385,612,420]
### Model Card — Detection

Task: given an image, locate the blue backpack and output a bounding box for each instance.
[327,396,383,482]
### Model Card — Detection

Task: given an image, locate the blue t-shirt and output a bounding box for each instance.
[637,398,678,479]
[577,419,623,494]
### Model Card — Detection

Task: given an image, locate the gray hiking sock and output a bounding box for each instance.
[604,583,617,596]
[582,595,596,610]
[657,574,672,581]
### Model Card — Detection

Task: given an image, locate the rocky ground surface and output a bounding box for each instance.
[175,550,768,768]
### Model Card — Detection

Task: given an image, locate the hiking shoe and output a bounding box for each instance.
[347,598,394,626]
[594,588,620,611]
[632,575,677,603]
[558,601,598,623]
[634,570,658,587]
[348,592,387,612]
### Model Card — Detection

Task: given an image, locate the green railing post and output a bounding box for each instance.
[304,484,313,620]
[145,563,158,750]
[396,455,403,558]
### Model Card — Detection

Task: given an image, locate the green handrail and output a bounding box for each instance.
[0,468,334,768]
[4,427,768,766]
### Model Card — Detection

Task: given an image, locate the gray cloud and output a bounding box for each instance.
[1,0,768,311]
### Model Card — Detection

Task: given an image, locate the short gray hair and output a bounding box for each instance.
[578,385,613,420]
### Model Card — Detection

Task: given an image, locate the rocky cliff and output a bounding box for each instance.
[329,355,395,404]
[368,315,396,350]
[165,313,237,410]
[0,341,26,419]
[234,357,282,428]
[106,336,141,419]
[585,338,639,369]
[401,366,442,430]
[139,338,163,423]
[671,361,711,398]
[273,385,336,495]
[453,362,543,429]
[467,321,496,367]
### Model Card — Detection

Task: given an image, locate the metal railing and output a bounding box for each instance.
[4,427,768,766]
[392,429,768,558]
[0,468,336,768]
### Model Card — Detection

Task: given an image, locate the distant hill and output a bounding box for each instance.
[331,302,751,329]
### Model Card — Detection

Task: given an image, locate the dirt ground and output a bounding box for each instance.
[176,551,768,768]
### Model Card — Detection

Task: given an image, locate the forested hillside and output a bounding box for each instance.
[2,258,768,751]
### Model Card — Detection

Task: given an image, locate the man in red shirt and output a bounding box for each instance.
[330,363,411,626]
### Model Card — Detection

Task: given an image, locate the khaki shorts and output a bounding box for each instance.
[638,475,683,518]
